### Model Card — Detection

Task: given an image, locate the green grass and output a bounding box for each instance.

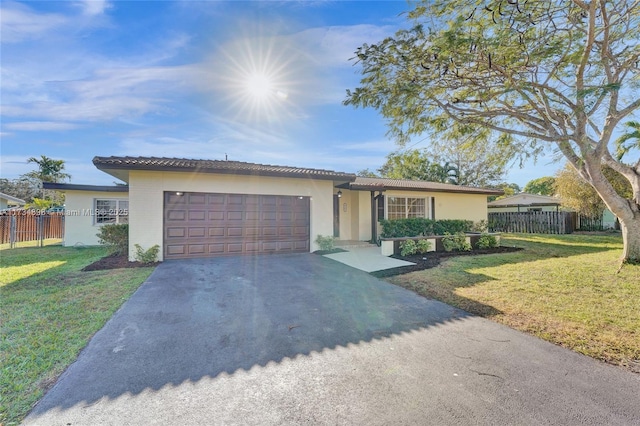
[0,245,155,425]
[387,233,640,372]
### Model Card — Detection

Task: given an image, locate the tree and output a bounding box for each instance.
[356,168,380,178]
[345,1,640,263]
[555,165,606,218]
[523,177,556,196]
[615,121,640,161]
[23,155,71,183]
[555,163,633,219]
[488,182,521,202]
[0,178,40,203]
[21,155,70,204]
[378,150,460,184]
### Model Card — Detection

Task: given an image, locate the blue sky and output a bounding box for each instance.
[1,0,561,187]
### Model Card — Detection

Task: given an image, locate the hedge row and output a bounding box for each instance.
[380,218,474,238]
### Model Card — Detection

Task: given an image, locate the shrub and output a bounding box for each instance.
[416,239,432,254]
[442,233,472,252]
[400,239,418,256]
[433,220,474,235]
[476,233,498,249]
[380,218,472,238]
[380,218,435,238]
[96,224,128,255]
[315,235,335,251]
[134,244,160,263]
[472,220,489,233]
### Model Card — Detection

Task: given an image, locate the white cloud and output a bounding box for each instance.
[4,121,80,131]
[77,0,111,17]
[0,1,69,43]
[2,65,207,122]
[293,24,395,68]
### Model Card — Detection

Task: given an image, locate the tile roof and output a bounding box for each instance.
[488,193,561,206]
[344,177,504,195]
[93,156,356,181]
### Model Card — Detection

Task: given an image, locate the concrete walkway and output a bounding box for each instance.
[323,246,414,272]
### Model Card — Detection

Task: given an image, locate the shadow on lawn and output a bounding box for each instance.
[25,254,498,419]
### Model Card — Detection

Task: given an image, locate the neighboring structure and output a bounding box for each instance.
[45,156,502,261]
[488,192,619,231]
[0,192,26,210]
[487,193,562,213]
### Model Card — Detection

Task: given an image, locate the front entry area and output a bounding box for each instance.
[163,192,310,259]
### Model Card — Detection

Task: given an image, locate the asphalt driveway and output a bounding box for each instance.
[24,254,640,425]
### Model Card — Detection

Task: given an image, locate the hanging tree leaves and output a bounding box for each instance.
[345,0,640,264]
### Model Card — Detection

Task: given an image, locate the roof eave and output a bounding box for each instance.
[94,162,355,181]
[43,182,129,192]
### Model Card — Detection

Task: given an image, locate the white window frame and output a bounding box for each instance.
[385,196,433,220]
[94,198,129,225]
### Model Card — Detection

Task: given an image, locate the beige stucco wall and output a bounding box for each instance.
[128,171,335,261]
[0,199,7,210]
[430,192,488,223]
[62,190,128,246]
[334,189,360,241]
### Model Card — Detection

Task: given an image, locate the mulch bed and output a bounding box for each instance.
[82,253,159,271]
[371,246,523,278]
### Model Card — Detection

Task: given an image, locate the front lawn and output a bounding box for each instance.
[386,233,640,372]
[0,245,155,425]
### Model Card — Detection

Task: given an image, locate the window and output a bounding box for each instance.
[386,197,431,220]
[95,199,128,224]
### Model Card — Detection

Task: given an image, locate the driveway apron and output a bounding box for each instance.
[24,254,640,425]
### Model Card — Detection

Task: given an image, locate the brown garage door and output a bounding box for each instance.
[164,192,310,259]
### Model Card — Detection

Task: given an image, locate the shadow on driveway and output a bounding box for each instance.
[27,254,475,413]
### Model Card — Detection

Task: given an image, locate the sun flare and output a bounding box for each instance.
[245,73,273,99]
[213,33,303,123]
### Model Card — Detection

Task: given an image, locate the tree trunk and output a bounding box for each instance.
[618,211,640,264]
[582,156,640,264]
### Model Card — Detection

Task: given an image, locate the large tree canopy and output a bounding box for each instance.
[345,0,640,263]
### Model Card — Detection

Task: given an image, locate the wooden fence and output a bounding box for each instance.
[0,211,65,246]
[576,215,604,231]
[488,211,577,234]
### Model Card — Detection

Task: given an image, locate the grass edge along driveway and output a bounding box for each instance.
[0,244,154,426]
[387,233,640,373]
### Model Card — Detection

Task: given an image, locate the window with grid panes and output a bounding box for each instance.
[95,199,129,224]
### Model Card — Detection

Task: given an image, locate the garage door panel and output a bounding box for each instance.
[166,227,185,238]
[166,245,186,255]
[294,226,309,236]
[227,211,243,220]
[227,243,243,253]
[208,243,225,254]
[164,192,310,259]
[208,211,225,220]
[188,227,206,238]
[228,195,243,205]
[263,227,277,236]
[208,227,224,237]
[189,194,206,204]
[167,210,186,221]
[188,244,206,254]
[246,211,260,221]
